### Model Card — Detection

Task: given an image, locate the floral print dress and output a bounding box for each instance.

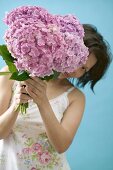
[0,81,74,170]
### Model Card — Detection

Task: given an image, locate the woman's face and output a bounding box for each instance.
[59,53,97,79]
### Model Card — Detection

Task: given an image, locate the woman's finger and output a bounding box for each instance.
[16,93,31,100]
[16,98,30,104]
[30,77,46,87]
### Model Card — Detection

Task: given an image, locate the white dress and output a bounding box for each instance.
[0,81,75,170]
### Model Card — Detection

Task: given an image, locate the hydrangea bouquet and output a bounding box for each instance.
[0,6,89,113]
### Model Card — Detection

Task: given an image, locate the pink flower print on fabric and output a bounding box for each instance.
[16,134,64,169]
[31,168,37,170]
[32,143,43,156]
[39,151,51,165]
[22,147,31,154]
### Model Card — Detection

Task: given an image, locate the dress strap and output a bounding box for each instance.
[66,87,75,94]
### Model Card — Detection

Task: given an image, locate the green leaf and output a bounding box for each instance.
[0,45,14,62]
[40,74,54,81]
[52,70,60,79]
[10,70,30,81]
[39,70,60,81]
[5,60,17,73]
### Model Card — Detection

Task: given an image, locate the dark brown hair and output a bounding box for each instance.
[76,24,112,91]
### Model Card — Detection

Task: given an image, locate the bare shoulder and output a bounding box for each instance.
[0,65,14,86]
[0,65,14,115]
[61,87,85,149]
[68,87,86,116]
[68,86,85,105]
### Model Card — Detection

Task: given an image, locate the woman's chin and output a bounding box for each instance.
[58,73,65,79]
[58,73,70,79]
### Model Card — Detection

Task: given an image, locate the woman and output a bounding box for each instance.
[0,24,112,170]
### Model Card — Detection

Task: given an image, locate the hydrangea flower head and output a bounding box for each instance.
[4,6,89,77]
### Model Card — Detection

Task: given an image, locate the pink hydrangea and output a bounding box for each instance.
[4,6,89,77]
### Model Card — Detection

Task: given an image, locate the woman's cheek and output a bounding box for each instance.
[71,70,84,78]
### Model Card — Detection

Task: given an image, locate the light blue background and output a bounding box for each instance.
[0,0,113,170]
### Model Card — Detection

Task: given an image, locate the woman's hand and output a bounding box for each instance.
[12,82,32,109]
[24,77,48,107]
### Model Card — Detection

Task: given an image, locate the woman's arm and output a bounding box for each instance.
[0,66,13,116]
[24,77,85,153]
[0,66,18,139]
[0,66,31,139]
[38,90,85,153]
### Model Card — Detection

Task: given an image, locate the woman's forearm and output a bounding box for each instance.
[0,104,19,139]
[38,102,71,153]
